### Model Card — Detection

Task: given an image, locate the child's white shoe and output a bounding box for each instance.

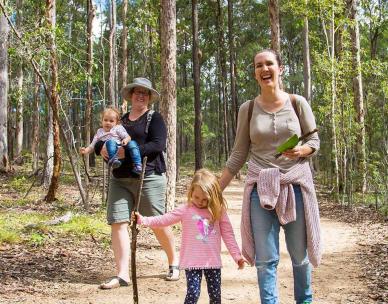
[165,265,180,281]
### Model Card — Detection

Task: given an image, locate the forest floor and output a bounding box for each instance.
[0,174,387,304]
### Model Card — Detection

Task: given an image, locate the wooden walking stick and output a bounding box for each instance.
[131,156,147,304]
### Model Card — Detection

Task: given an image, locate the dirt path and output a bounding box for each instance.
[2,179,373,304]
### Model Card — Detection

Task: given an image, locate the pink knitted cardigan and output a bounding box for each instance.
[241,160,322,267]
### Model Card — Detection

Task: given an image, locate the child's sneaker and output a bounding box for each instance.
[132,164,142,175]
[165,265,179,281]
[108,158,122,169]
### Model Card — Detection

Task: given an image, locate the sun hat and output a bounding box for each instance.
[121,77,160,103]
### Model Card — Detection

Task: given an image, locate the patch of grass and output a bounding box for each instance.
[9,176,30,192]
[0,211,48,245]
[0,209,110,246]
[60,174,76,185]
[57,212,109,238]
[0,226,20,244]
[0,198,31,208]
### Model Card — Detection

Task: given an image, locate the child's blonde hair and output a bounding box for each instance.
[101,107,121,124]
[187,168,227,223]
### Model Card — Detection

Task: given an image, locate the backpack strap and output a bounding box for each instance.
[247,99,254,135]
[145,110,155,134]
[289,94,303,133]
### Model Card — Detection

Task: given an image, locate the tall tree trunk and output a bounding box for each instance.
[84,0,95,202]
[44,106,54,187]
[108,0,117,107]
[348,0,366,193]
[192,0,202,170]
[227,0,238,139]
[120,0,128,113]
[31,73,40,173]
[302,0,312,104]
[0,1,9,172]
[269,0,280,52]
[216,0,229,160]
[45,0,62,202]
[160,0,177,211]
[15,0,23,160]
[329,6,340,202]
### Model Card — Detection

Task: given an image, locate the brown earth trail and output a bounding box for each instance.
[1,179,374,304]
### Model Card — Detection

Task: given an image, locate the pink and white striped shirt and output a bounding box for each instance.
[139,204,242,270]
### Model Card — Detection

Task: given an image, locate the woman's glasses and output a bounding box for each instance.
[133,90,150,97]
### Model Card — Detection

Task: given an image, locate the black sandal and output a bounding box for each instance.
[99,276,130,289]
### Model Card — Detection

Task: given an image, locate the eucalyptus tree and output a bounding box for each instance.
[160,0,177,210]
[215,0,230,159]
[269,0,280,52]
[31,73,40,173]
[15,0,23,160]
[227,0,238,137]
[302,0,312,103]
[44,0,62,203]
[108,0,117,107]
[347,0,366,193]
[192,0,202,170]
[120,0,128,112]
[0,0,9,172]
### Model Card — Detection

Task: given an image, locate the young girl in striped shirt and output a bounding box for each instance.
[133,168,246,304]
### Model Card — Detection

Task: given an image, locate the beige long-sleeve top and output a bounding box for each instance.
[226,95,320,174]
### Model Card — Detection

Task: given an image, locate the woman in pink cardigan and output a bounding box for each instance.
[219,49,322,304]
[134,169,246,304]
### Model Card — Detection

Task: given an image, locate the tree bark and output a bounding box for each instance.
[45,0,62,202]
[192,0,202,170]
[108,0,117,107]
[15,0,23,160]
[329,6,340,202]
[348,0,366,193]
[227,0,238,139]
[160,0,177,211]
[84,0,95,202]
[44,106,54,187]
[120,0,128,113]
[269,0,281,52]
[0,0,9,172]
[216,0,230,160]
[31,73,40,173]
[302,0,312,104]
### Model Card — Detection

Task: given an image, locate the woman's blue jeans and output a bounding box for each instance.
[250,184,312,304]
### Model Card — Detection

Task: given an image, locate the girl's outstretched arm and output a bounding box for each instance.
[135,205,186,228]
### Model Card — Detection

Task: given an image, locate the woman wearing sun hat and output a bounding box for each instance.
[95,77,179,289]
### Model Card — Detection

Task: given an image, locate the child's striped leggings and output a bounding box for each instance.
[184,268,221,304]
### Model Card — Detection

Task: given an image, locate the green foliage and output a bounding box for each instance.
[29,232,46,246]
[0,209,109,245]
[10,176,29,192]
[58,213,109,238]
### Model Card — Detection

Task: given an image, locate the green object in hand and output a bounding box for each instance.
[276,134,299,153]
[274,129,318,159]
